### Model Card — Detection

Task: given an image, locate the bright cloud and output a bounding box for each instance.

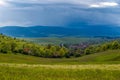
[0,1,6,5]
[0,0,9,6]
[90,2,118,8]
[1,0,119,9]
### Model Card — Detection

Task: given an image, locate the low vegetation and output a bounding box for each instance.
[23,37,100,45]
[0,64,120,80]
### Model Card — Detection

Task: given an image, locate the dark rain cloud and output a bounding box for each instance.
[0,0,120,27]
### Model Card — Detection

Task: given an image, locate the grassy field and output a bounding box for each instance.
[0,64,120,80]
[0,50,120,80]
[0,50,120,64]
[22,37,101,45]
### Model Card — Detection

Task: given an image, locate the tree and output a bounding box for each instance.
[111,41,120,49]
[84,48,91,55]
[59,48,66,57]
[101,44,108,51]
[11,42,17,52]
[1,42,11,53]
[74,49,81,57]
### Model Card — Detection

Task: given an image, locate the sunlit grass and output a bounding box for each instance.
[0,50,120,80]
[0,50,120,65]
[0,64,120,80]
[0,63,120,70]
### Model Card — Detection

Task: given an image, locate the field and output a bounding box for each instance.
[22,37,103,45]
[0,64,120,80]
[0,50,120,64]
[0,50,120,80]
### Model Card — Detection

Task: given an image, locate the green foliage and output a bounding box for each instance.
[111,41,120,49]
[84,46,95,55]
[0,34,120,58]
[0,34,69,58]
[84,41,120,55]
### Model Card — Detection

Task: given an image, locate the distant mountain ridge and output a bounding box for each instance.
[0,25,120,37]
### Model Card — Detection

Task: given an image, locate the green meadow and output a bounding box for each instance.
[0,50,120,64]
[23,37,101,45]
[0,50,120,80]
[0,64,120,80]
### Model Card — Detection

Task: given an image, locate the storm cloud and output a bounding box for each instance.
[0,0,120,27]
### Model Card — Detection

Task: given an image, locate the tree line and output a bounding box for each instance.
[0,34,120,58]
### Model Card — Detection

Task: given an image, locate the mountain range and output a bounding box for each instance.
[0,25,120,37]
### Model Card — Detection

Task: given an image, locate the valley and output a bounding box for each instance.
[1,0,120,79]
[0,28,120,80]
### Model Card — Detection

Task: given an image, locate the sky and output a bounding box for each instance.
[0,0,120,27]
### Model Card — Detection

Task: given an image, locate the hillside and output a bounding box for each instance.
[0,34,69,58]
[0,50,120,64]
[0,25,120,37]
[0,35,120,80]
[0,34,120,58]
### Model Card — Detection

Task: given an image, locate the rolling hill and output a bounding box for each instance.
[0,25,120,37]
[0,50,120,64]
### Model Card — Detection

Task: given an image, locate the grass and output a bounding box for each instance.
[0,50,120,64]
[0,64,120,80]
[0,63,120,70]
[22,37,100,45]
[0,50,120,80]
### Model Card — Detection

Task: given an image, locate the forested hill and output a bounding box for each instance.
[0,34,120,58]
[0,26,120,37]
[0,34,69,58]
